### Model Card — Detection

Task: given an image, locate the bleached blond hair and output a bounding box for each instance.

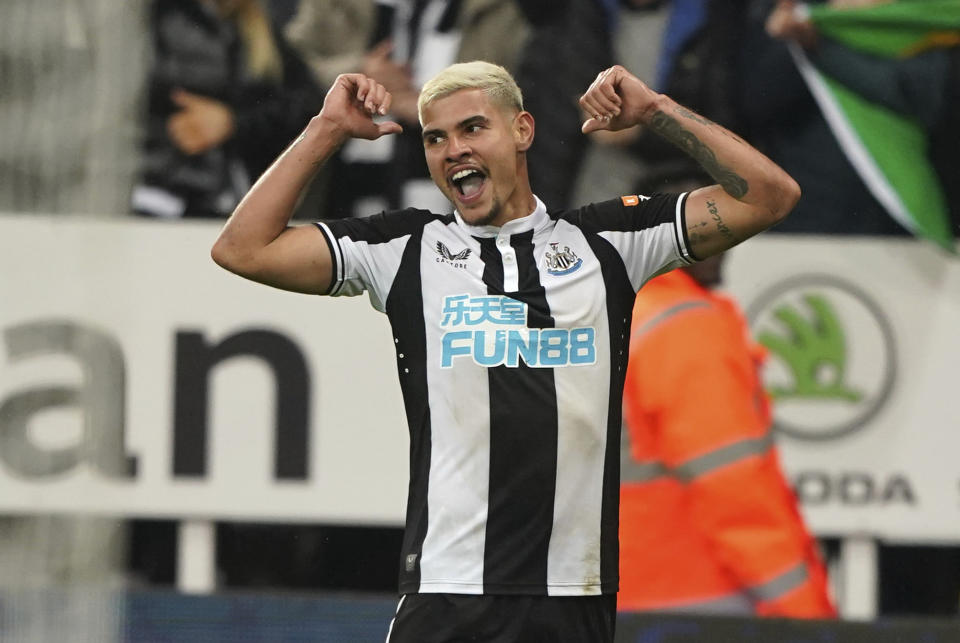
[418,61,524,124]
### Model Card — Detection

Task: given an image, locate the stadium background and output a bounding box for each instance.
[1,1,958,641]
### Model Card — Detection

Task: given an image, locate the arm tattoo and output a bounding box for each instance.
[674,106,748,145]
[706,199,736,243]
[687,219,707,246]
[649,110,748,198]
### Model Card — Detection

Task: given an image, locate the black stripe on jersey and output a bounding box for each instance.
[385,227,431,594]
[322,208,445,244]
[583,232,637,594]
[479,233,559,593]
[555,193,680,234]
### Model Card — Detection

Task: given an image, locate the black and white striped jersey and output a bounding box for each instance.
[316,193,694,596]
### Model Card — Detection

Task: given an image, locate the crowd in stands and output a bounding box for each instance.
[2,0,954,240]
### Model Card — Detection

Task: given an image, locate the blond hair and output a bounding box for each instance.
[418,61,523,124]
[219,0,284,81]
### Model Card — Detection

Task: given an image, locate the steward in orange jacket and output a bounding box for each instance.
[619,259,836,618]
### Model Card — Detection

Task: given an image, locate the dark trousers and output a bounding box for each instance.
[386,593,617,643]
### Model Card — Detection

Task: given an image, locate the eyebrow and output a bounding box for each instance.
[422,115,490,142]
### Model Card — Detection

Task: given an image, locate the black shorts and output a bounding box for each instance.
[385,593,617,643]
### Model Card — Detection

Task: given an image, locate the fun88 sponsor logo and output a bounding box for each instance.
[439,294,596,368]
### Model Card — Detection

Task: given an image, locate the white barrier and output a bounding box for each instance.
[0,215,408,525]
[2,216,958,545]
[726,235,960,544]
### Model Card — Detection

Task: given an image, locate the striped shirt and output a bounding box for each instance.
[316,193,693,596]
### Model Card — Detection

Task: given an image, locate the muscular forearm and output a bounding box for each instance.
[212,73,397,294]
[581,65,799,255]
[642,93,796,215]
[211,117,344,271]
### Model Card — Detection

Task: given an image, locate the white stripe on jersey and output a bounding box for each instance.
[417,220,489,593]
[538,221,609,595]
[326,230,410,307]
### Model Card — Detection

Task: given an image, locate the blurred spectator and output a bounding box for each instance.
[568,1,670,205]
[285,0,528,217]
[735,0,904,235]
[285,0,380,92]
[613,0,938,236]
[0,0,147,216]
[619,247,836,618]
[133,0,323,219]
[765,0,959,244]
[580,0,743,198]
[513,0,616,210]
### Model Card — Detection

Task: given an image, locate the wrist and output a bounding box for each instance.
[636,92,670,125]
[302,114,350,151]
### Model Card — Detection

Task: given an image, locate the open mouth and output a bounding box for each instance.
[450,168,487,201]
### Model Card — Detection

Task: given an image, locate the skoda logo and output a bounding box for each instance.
[746,275,897,441]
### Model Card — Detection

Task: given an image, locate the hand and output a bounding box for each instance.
[579,66,660,135]
[167,90,235,155]
[317,73,403,141]
[361,40,414,95]
[765,0,818,49]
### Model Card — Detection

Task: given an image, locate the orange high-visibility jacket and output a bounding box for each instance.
[619,270,836,618]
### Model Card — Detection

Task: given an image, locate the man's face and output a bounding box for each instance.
[420,89,529,227]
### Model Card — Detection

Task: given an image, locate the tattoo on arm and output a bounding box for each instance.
[649,110,748,198]
[673,107,748,145]
[687,219,707,246]
[706,199,736,243]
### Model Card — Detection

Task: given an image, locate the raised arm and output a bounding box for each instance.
[580,65,800,259]
[211,74,402,294]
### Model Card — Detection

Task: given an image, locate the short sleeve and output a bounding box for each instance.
[565,193,696,292]
[315,209,433,311]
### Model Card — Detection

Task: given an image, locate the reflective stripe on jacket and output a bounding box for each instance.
[619,270,836,618]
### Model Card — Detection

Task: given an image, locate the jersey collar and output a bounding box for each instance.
[454,196,549,238]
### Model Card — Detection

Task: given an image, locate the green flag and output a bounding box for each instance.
[792,0,959,251]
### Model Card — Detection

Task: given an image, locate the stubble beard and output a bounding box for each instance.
[474,196,502,227]
[458,194,502,227]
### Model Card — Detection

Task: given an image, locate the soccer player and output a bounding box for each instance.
[211,61,800,642]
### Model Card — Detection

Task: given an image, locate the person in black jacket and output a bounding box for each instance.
[133,0,323,218]
[513,0,616,210]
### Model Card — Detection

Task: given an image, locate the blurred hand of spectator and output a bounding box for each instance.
[361,40,413,95]
[360,39,419,124]
[167,89,236,156]
[386,90,421,126]
[766,0,818,49]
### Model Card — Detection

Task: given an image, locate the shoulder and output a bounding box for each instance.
[554,193,685,233]
[318,208,452,244]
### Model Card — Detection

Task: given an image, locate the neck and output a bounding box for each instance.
[493,160,537,226]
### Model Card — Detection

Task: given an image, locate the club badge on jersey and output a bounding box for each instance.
[544,243,583,276]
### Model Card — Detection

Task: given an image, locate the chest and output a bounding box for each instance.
[419,225,607,332]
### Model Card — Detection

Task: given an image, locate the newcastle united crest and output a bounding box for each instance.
[544,243,583,276]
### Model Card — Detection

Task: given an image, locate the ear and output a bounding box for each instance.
[513,111,534,152]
